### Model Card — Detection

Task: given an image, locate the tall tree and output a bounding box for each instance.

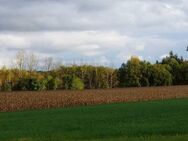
[118,57,141,87]
[26,52,39,72]
[44,57,54,71]
[149,64,172,86]
[14,49,26,70]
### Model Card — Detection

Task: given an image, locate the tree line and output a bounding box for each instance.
[0,50,187,91]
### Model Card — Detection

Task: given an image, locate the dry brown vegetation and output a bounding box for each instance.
[0,85,188,112]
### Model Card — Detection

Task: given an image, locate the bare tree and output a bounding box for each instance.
[44,57,54,71]
[14,49,26,70]
[26,52,39,72]
[54,59,62,69]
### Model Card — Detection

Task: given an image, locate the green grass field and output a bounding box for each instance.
[0,99,188,141]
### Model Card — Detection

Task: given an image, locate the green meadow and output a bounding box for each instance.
[0,99,187,141]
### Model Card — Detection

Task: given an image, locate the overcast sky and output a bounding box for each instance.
[0,0,188,67]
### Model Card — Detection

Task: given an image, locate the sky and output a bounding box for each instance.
[0,0,188,67]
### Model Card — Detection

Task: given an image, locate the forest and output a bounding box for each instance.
[0,50,187,91]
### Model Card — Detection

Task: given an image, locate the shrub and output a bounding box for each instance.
[14,78,45,91]
[62,75,84,90]
[1,82,12,92]
[32,78,46,91]
[149,65,172,86]
[71,77,84,90]
[45,76,62,90]
[63,75,73,90]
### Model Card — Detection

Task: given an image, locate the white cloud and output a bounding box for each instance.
[0,31,129,56]
[76,44,101,56]
[0,34,27,49]
[135,44,145,51]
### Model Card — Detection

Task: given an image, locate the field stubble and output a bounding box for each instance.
[0,86,188,112]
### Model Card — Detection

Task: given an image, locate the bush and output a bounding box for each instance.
[32,79,46,91]
[63,75,73,90]
[1,82,12,92]
[140,77,149,87]
[45,76,62,90]
[14,78,45,91]
[71,77,84,90]
[149,65,172,86]
[14,78,26,91]
[62,75,84,90]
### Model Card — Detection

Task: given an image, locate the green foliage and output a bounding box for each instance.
[58,65,117,89]
[118,55,174,87]
[30,78,45,91]
[1,82,12,92]
[176,62,188,85]
[118,63,127,87]
[15,77,45,91]
[71,77,84,90]
[62,75,73,90]
[149,64,172,86]
[62,75,84,90]
[162,51,185,85]
[14,78,28,91]
[45,75,61,90]
[140,61,150,87]
[0,51,187,91]
[118,57,142,87]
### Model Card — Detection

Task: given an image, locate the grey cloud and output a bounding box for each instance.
[0,0,188,67]
[0,0,187,34]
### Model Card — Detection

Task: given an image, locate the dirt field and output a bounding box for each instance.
[0,86,188,112]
